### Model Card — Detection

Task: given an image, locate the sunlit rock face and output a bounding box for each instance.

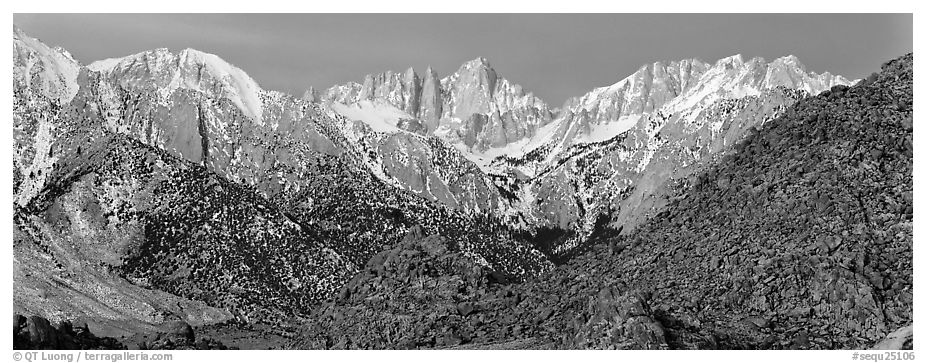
[322,57,554,152]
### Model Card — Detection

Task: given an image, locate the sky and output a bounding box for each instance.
[13,14,913,106]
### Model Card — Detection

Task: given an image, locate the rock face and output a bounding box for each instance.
[14,30,239,333]
[438,58,554,152]
[80,43,537,277]
[419,66,443,132]
[763,55,853,92]
[320,57,554,155]
[302,86,319,102]
[352,67,422,116]
[87,47,346,181]
[89,47,264,122]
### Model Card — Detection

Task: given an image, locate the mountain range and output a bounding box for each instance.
[311,49,856,256]
[300,53,912,349]
[13,25,911,350]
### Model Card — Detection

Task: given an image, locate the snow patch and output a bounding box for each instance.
[15,118,59,207]
[86,57,123,73]
[575,114,642,144]
[329,100,416,134]
[179,49,264,123]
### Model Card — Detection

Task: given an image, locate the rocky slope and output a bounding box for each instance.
[599,54,913,349]
[13,26,80,208]
[320,109,505,212]
[13,28,552,337]
[15,127,359,327]
[300,226,506,349]
[493,55,857,256]
[14,27,241,337]
[299,226,668,350]
[297,53,911,350]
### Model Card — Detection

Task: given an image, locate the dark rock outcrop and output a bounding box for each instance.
[161,321,195,343]
[13,314,125,350]
[122,320,230,350]
[300,226,499,349]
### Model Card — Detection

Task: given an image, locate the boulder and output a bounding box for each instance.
[25,315,58,348]
[570,287,668,349]
[161,320,195,343]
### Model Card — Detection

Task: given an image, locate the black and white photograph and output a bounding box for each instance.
[8,7,916,360]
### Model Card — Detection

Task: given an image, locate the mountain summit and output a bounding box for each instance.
[88,48,265,122]
[317,57,554,162]
[314,55,855,168]
[548,54,855,152]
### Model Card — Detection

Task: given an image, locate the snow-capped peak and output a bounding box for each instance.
[460,56,493,70]
[178,48,264,122]
[775,54,806,70]
[715,54,745,68]
[320,56,553,159]
[88,47,264,122]
[544,57,711,149]
[763,54,856,94]
[13,26,81,104]
[511,53,857,162]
